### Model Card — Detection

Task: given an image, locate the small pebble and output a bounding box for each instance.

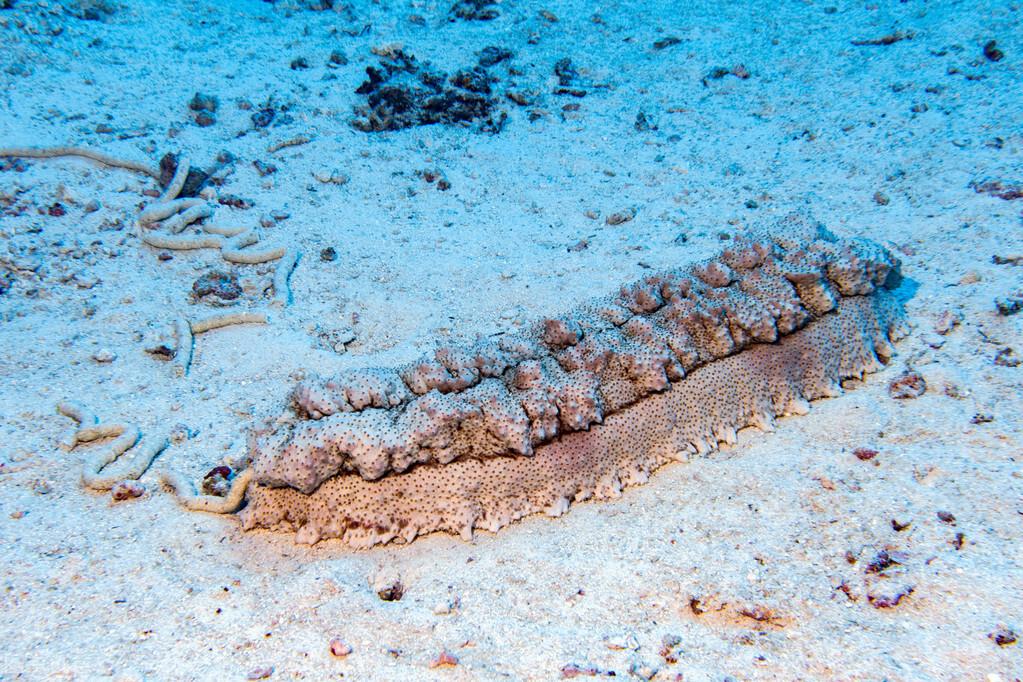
[959,271,981,285]
[853,447,879,461]
[605,207,636,226]
[202,466,233,497]
[313,169,349,185]
[372,570,404,601]
[433,595,459,614]
[320,247,338,262]
[92,349,117,363]
[995,294,1022,316]
[329,638,352,658]
[989,626,1017,646]
[628,659,658,680]
[934,310,962,335]
[194,111,216,127]
[111,480,145,502]
[31,479,52,495]
[246,667,273,680]
[192,270,242,301]
[603,633,639,651]
[983,40,1004,62]
[189,92,219,112]
[429,651,458,668]
[889,371,926,399]
[993,347,1020,367]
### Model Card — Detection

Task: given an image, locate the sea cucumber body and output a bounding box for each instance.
[240,216,908,547]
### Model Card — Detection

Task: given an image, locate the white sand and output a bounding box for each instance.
[1,0,1021,679]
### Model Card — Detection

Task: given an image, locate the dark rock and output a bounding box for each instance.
[351,50,504,132]
[253,160,277,177]
[449,0,498,21]
[320,247,338,262]
[889,371,926,399]
[634,111,656,131]
[189,92,219,113]
[192,270,242,302]
[702,64,750,87]
[996,293,1023,316]
[158,153,209,198]
[478,46,512,67]
[450,67,492,94]
[972,179,1023,201]
[989,626,1017,647]
[554,57,578,86]
[983,40,1004,62]
[993,347,1020,367]
[69,0,117,21]
[251,108,276,128]
[376,579,405,601]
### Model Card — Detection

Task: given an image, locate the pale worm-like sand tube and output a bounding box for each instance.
[159,468,253,513]
[140,224,286,265]
[0,145,160,178]
[138,198,205,226]
[56,401,98,448]
[270,249,298,307]
[163,203,215,234]
[173,311,270,376]
[158,156,190,202]
[56,402,168,490]
[172,317,194,378]
[238,214,910,548]
[221,231,287,264]
[141,232,223,251]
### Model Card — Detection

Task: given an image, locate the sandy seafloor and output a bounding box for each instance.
[1,0,1022,679]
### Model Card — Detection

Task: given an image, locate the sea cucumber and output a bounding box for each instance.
[239,214,909,547]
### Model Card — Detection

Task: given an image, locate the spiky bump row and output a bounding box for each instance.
[252,215,902,494]
[241,291,907,547]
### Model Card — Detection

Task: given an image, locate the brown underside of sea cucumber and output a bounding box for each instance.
[239,214,909,547]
